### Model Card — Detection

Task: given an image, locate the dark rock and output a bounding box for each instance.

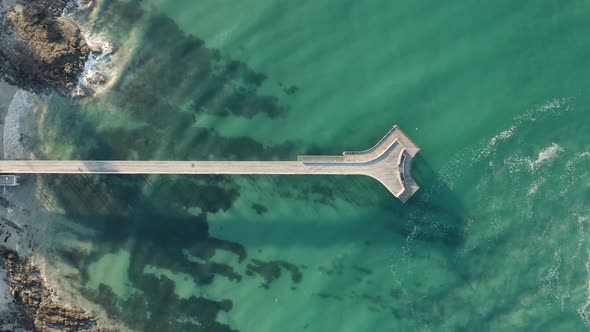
[0,247,116,331]
[0,0,88,96]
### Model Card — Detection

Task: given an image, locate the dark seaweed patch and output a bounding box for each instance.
[245,259,303,289]
[32,1,311,324]
[314,292,343,301]
[251,203,268,215]
[352,265,372,275]
[24,0,473,330]
[83,280,236,332]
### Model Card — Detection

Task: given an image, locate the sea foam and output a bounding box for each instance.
[3,90,33,160]
[73,40,117,97]
[577,249,590,326]
[527,143,565,171]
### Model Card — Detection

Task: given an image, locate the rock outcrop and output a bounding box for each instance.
[0,0,89,96]
[0,248,114,332]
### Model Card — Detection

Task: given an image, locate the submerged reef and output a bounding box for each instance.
[0,0,88,96]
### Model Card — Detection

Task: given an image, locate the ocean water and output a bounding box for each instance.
[23,0,590,331]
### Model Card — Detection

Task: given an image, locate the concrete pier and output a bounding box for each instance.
[0,125,420,202]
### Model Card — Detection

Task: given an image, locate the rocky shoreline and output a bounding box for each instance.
[0,0,89,96]
[1,248,115,332]
[0,1,118,330]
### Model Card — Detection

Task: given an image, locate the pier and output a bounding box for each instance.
[0,125,420,202]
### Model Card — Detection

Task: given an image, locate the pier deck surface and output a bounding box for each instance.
[0,125,420,202]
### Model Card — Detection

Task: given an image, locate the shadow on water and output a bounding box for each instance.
[36,110,468,331]
[37,156,469,331]
[380,154,467,248]
[30,2,469,331]
[30,2,375,331]
[37,144,469,331]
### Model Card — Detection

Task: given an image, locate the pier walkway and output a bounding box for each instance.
[0,125,420,202]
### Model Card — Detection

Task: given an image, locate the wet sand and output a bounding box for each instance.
[0,84,38,255]
[0,0,123,327]
[0,81,17,158]
[0,85,122,331]
[0,82,32,331]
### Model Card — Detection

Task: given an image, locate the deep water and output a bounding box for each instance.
[26,0,590,331]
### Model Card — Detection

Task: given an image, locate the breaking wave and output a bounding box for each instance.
[527,143,565,171]
[63,1,121,97]
[73,37,118,97]
[3,90,34,160]
[436,97,574,191]
[578,249,590,326]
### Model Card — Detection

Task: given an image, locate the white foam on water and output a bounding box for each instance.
[73,45,117,97]
[503,155,526,175]
[388,255,408,298]
[515,97,575,124]
[489,125,515,146]
[577,249,590,326]
[558,150,590,196]
[438,97,574,192]
[572,213,590,261]
[420,95,586,327]
[527,177,546,196]
[64,0,103,25]
[474,98,572,163]
[63,1,128,97]
[543,250,569,309]
[527,143,564,171]
[3,90,34,160]
[69,0,95,10]
[76,25,143,99]
[566,150,590,172]
[401,224,420,260]
[502,143,564,180]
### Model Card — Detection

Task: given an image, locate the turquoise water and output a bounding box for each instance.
[29,0,590,331]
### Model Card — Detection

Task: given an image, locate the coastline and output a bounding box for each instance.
[0,81,17,159]
[0,0,122,328]
[0,83,121,332]
[0,80,35,331]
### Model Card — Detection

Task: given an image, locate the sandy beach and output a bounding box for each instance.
[0,81,17,325]
[0,83,124,331]
[0,82,39,255]
[0,0,126,325]
[0,81,33,331]
[0,81,17,157]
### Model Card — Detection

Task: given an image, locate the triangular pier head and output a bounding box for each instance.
[297,125,420,203]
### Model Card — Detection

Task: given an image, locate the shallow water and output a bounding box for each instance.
[23,0,590,331]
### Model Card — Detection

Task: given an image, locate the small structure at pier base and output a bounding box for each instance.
[0,175,19,186]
